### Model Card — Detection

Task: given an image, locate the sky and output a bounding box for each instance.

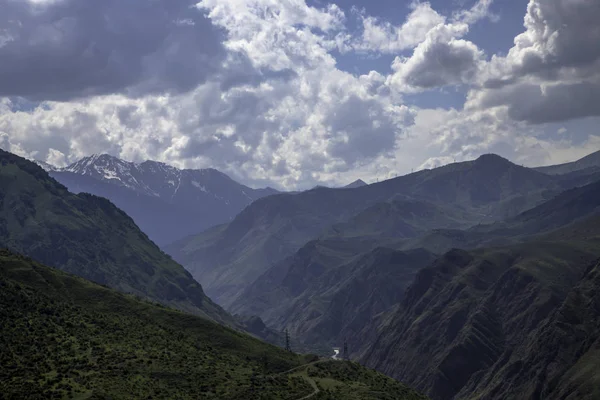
[0,0,599,190]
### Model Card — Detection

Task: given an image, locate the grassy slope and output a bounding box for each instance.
[0,149,230,324]
[0,250,426,400]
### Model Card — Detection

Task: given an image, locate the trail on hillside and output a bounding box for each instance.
[271,359,323,399]
[296,375,320,400]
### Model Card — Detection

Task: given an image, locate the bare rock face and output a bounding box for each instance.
[360,243,600,400]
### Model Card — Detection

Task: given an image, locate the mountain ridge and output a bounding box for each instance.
[168,153,571,307]
[38,154,279,246]
[0,149,232,324]
[359,241,600,400]
[534,150,600,175]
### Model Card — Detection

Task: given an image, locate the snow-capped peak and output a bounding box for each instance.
[53,153,273,206]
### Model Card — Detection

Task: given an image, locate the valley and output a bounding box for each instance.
[3,1,600,398]
[166,150,600,399]
[0,250,425,400]
[2,148,600,399]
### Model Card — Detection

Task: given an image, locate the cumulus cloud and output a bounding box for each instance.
[0,0,598,190]
[0,0,413,189]
[384,0,494,91]
[468,0,600,123]
[405,106,600,173]
[0,0,226,101]
[389,23,484,89]
[351,2,445,53]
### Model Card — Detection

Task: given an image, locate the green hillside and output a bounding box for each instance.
[0,250,427,400]
[0,149,230,324]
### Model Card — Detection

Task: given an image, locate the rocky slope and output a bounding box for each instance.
[399,178,600,255]
[359,239,600,400]
[235,246,436,348]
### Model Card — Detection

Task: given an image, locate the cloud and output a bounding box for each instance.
[351,2,445,53]
[404,106,600,173]
[468,0,600,123]
[0,0,226,101]
[0,0,412,190]
[388,23,484,90]
[1,0,598,191]
[469,80,600,124]
[348,0,495,56]
[453,0,498,25]
[383,0,494,91]
[46,148,67,167]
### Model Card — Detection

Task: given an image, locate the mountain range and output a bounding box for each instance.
[360,238,600,399]
[228,176,600,355]
[6,145,600,399]
[165,149,600,399]
[36,154,278,246]
[166,152,600,307]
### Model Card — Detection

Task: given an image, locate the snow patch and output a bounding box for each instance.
[102,169,122,181]
[192,181,209,193]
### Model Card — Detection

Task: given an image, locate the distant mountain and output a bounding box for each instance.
[534,149,600,175]
[0,249,427,400]
[228,198,475,341]
[0,149,231,324]
[401,178,600,254]
[321,198,477,241]
[344,179,368,188]
[38,154,278,246]
[359,241,600,400]
[167,154,568,307]
[232,177,600,351]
